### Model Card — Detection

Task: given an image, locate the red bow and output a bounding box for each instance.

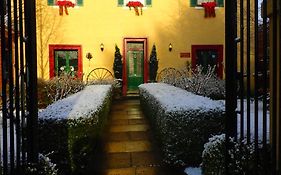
[126,1,144,16]
[202,2,216,18]
[57,0,75,16]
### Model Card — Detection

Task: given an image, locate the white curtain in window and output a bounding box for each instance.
[197,0,215,5]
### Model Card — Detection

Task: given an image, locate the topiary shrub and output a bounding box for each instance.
[39,85,112,175]
[202,134,271,175]
[149,44,158,82]
[113,45,123,79]
[139,83,225,166]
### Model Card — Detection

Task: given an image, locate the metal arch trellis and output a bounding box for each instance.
[1,0,38,174]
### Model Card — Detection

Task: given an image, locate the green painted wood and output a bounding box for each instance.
[190,0,197,7]
[126,45,144,91]
[55,50,78,76]
[77,0,83,6]
[47,0,54,6]
[118,0,124,6]
[146,0,152,6]
[217,0,224,7]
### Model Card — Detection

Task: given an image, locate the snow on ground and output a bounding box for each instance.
[39,85,112,120]
[236,99,270,141]
[184,167,202,175]
[139,83,224,112]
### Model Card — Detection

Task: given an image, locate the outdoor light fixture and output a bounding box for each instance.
[86,52,93,60]
[100,43,104,51]
[169,43,173,52]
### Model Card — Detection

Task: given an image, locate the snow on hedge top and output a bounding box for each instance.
[39,85,111,120]
[139,83,224,112]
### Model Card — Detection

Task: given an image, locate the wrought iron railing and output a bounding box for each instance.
[1,0,38,174]
[226,0,280,174]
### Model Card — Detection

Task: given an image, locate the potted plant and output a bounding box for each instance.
[149,44,158,82]
[113,45,123,79]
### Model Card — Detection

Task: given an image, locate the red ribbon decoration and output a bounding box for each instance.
[202,2,216,18]
[57,0,75,16]
[126,1,144,16]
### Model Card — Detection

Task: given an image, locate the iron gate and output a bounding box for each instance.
[0,0,38,174]
[226,0,280,174]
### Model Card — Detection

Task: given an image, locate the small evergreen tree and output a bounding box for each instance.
[113,45,123,79]
[149,44,158,82]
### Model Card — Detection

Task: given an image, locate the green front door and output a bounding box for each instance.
[126,42,144,92]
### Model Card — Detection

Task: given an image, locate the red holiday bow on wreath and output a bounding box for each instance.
[126,1,144,16]
[57,0,75,16]
[202,2,216,18]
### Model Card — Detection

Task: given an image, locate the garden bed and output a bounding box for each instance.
[38,85,112,175]
[139,83,225,166]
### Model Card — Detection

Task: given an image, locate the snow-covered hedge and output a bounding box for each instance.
[139,83,225,166]
[202,134,271,175]
[38,85,113,174]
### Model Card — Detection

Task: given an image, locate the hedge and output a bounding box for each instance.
[38,85,112,175]
[139,83,225,166]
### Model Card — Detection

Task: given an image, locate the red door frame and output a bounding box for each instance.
[49,44,83,78]
[191,45,224,78]
[123,38,148,95]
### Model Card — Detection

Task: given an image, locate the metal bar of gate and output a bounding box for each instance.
[272,0,278,173]
[13,0,22,171]
[19,0,27,163]
[279,0,281,172]
[254,0,259,172]
[225,0,238,174]
[0,0,9,173]
[262,0,268,162]
[246,0,251,144]
[7,0,16,172]
[24,0,38,164]
[239,0,245,142]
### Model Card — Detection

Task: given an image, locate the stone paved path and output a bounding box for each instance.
[94,99,185,175]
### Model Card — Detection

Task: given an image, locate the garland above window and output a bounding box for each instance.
[57,0,75,16]
[202,2,216,18]
[126,1,144,16]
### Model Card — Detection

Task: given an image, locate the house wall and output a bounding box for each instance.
[38,0,225,80]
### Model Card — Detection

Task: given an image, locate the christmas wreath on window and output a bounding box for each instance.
[126,1,144,16]
[57,0,75,16]
[202,2,216,18]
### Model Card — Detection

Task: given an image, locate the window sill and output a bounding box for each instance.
[194,6,221,9]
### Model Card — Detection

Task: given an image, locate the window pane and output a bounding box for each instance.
[217,0,224,7]
[146,0,152,6]
[76,0,83,6]
[190,0,197,7]
[47,0,54,6]
[118,0,124,6]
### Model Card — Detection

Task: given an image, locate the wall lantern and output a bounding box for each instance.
[100,43,104,52]
[86,52,93,60]
[169,43,173,52]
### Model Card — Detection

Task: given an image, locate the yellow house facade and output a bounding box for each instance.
[37,0,225,95]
